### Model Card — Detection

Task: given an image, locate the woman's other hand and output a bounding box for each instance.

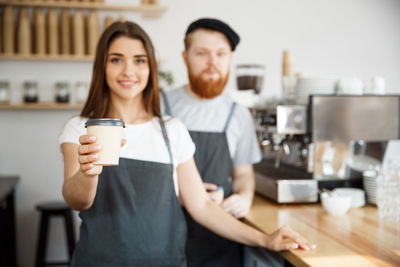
[263,225,316,251]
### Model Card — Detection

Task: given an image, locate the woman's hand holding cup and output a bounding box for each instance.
[78,135,103,176]
[78,135,127,176]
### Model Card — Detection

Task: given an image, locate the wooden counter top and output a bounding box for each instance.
[244,194,400,267]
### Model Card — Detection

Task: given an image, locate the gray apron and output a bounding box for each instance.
[70,119,187,267]
[163,91,242,267]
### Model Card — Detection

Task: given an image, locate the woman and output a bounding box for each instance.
[59,21,315,267]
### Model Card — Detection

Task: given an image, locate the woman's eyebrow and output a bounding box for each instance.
[107,53,147,57]
[108,52,123,57]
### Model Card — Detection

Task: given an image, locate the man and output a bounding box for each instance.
[161,18,262,267]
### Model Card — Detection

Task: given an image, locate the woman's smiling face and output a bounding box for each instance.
[105,36,150,102]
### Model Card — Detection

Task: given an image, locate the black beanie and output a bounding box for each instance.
[185,18,240,51]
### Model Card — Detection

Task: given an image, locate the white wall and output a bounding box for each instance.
[151,0,400,96]
[0,0,399,266]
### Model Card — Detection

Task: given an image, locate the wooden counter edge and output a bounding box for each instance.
[242,216,310,267]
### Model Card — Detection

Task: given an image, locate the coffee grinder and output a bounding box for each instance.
[232,64,265,107]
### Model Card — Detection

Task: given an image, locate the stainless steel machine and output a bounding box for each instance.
[252,95,400,203]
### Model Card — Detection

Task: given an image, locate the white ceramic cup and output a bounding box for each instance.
[321,192,352,216]
[85,118,125,166]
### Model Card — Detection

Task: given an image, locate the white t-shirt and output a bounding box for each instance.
[161,87,262,166]
[59,116,195,195]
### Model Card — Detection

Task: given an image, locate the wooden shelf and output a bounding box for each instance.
[0,2,168,61]
[0,1,167,16]
[0,53,166,62]
[0,102,83,110]
[0,53,93,62]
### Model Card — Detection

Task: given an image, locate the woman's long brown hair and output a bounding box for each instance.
[81,21,160,118]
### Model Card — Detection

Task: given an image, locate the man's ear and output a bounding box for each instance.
[182,50,189,67]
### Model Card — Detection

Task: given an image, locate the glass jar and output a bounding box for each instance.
[75,81,88,104]
[377,159,400,222]
[0,80,10,103]
[55,81,70,103]
[23,81,39,103]
[282,75,297,104]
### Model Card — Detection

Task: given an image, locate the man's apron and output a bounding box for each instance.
[163,92,242,267]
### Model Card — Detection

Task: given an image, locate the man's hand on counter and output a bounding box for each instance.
[222,193,252,218]
[203,182,253,218]
[225,164,255,218]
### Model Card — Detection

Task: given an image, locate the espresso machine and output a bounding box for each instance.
[252,95,400,203]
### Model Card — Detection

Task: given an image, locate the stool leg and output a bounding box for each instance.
[35,213,49,267]
[64,209,76,260]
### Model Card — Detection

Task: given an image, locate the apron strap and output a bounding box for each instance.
[159,118,174,165]
[160,89,172,116]
[223,102,237,132]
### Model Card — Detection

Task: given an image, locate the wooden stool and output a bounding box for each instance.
[35,201,76,267]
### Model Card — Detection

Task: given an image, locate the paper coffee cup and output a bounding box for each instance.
[208,186,224,205]
[85,118,125,166]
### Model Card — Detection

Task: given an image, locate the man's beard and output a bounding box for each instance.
[188,66,229,99]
